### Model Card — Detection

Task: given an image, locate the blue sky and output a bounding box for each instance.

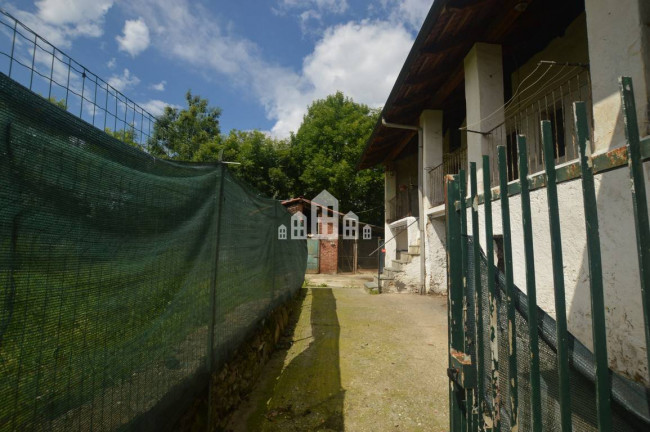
[1,0,431,137]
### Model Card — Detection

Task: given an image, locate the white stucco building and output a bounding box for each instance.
[358,0,650,383]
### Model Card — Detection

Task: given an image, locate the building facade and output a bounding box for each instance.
[359,0,650,383]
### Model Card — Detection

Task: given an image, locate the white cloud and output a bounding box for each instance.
[35,0,113,25]
[108,68,140,92]
[380,0,432,32]
[107,57,116,69]
[121,0,413,137]
[274,0,349,34]
[150,80,166,91]
[116,18,150,57]
[276,0,348,14]
[140,99,179,116]
[267,20,413,136]
[9,0,113,48]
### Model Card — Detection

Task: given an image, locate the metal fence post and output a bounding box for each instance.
[459,170,474,431]
[574,101,613,430]
[447,175,464,432]
[497,146,518,430]
[516,136,542,432]
[470,162,486,431]
[619,77,650,375]
[541,121,573,431]
[481,155,499,432]
[207,163,226,431]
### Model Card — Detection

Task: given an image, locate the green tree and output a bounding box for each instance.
[194,129,294,198]
[47,96,67,110]
[290,92,383,225]
[105,126,140,149]
[148,91,222,160]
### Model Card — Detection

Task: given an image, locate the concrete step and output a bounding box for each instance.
[384,266,402,272]
[374,274,394,283]
[364,281,379,294]
[382,267,403,279]
[408,245,420,255]
[395,256,412,265]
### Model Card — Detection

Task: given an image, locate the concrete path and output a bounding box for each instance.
[227,277,449,431]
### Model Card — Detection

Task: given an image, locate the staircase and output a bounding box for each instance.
[364,239,421,294]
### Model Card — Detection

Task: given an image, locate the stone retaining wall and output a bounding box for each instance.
[176,290,302,431]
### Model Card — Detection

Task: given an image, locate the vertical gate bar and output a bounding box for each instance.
[619,77,650,373]
[574,101,613,430]
[497,146,518,430]
[470,162,486,431]
[482,156,499,432]
[459,170,473,432]
[541,121,573,431]
[447,175,464,432]
[516,136,543,432]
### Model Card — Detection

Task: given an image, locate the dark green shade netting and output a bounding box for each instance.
[0,72,306,430]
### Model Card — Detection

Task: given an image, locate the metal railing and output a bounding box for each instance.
[445,77,650,432]
[484,65,592,186]
[427,147,467,207]
[0,9,157,148]
[386,186,418,223]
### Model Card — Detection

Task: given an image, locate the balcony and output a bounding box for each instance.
[427,147,467,208]
[484,67,592,186]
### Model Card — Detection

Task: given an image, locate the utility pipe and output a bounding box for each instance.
[381,117,426,295]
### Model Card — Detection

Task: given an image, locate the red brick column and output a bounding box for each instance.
[319,238,338,274]
[318,218,338,274]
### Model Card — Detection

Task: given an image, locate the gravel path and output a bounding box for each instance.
[227,279,449,431]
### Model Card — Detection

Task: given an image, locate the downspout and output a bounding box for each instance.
[381,117,426,295]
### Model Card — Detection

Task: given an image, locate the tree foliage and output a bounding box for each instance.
[143,90,383,224]
[148,91,221,160]
[105,127,139,148]
[289,92,382,224]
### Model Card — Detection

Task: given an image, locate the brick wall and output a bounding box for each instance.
[319,238,338,274]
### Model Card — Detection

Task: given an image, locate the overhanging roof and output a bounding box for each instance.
[358,0,585,170]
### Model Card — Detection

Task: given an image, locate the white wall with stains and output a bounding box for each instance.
[468,163,650,384]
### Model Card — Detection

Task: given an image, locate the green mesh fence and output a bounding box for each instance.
[0,72,307,431]
[464,236,650,431]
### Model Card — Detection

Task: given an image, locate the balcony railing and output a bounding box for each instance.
[483,65,592,186]
[427,147,467,208]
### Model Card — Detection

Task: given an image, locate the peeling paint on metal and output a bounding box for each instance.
[508,320,513,355]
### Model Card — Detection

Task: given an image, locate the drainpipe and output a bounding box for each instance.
[381,117,426,295]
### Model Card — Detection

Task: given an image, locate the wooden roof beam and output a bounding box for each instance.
[445,0,494,12]
[384,130,417,163]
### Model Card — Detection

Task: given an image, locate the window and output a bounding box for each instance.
[541,106,566,160]
[506,131,519,181]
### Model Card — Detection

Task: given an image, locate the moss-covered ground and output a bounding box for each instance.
[226,280,449,431]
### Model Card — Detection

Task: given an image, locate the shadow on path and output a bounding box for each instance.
[228,288,344,431]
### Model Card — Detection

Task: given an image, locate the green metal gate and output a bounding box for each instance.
[445,77,650,431]
[307,238,320,273]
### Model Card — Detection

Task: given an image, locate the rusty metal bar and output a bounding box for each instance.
[458,170,474,431]
[470,162,486,431]
[447,174,465,432]
[481,155,499,431]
